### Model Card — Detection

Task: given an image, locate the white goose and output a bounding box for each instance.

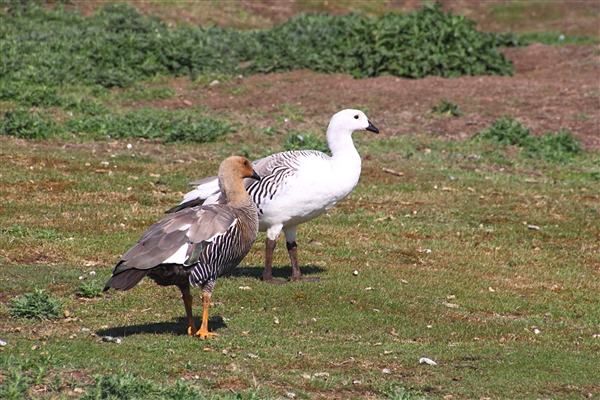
[167,109,379,282]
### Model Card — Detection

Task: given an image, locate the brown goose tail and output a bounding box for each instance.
[103,269,150,292]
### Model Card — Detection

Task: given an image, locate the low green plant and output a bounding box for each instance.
[0,109,59,140]
[475,117,582,162]
[0,3,515,94]
[248,5,514,79]
[83,373,156,400]
[76,281,104,298]
[64,97,110,116]
[476,116,531,146]
[431,100,463,116]
[524,128,582,161]
[282,131,329,153]
[0,84,63,108]
[63,111,233,143]
[9,289,63,320]
[164,118,234,144]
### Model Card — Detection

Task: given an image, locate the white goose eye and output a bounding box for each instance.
[354,115,359,119]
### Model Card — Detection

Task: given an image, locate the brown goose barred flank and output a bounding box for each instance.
[103,156,260,339]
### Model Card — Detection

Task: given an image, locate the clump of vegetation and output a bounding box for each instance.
[64,111,233,143]
[0,109,58,140]
[476,117,582,162]
[249,5,514,79]
[282,131,330,154]
[524,128,583,161]
[431,100,463,116]
[0,109,232,143]
[76,281,104,298]
[164,118,234,144]
[477,116,531,146]
[0,355,57,399]
[0,3,514,95]
[9,289,63,320]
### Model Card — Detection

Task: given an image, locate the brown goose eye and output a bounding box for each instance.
[243,161,249,166]
[354,115,359,119]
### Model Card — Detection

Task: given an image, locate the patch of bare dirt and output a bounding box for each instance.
[66,1,600,38]
[135,44,599,150]
[56,1,599,149]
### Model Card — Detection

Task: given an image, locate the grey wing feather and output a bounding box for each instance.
[115,206,237,273]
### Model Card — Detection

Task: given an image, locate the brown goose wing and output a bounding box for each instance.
[105,206,237,290]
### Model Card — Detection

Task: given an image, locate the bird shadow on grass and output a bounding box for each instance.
[229,264,326,281]
[96,316,227,338]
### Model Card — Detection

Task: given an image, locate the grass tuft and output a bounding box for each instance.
[431,100,463,116]
[0,109,57,140]
[76,281,104,299]
[475,117,582,162]
[9,289,63,320]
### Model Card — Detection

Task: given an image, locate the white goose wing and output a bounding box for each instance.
[246,150,329,205]
[169,150,329,213]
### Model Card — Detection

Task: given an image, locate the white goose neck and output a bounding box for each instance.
[327,129,358,158]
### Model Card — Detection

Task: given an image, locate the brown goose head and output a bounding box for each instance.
[218,156,260,204]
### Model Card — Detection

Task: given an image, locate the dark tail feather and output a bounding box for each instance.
[165,198,205,214]
[103,269,150,292]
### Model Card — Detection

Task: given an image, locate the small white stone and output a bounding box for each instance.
[382,368,391,374]
[353,270,359,276]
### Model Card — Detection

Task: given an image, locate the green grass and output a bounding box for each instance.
[1,126,599,399]
[0,3,599,398]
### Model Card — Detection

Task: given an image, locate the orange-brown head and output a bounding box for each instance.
[218,156,260,205]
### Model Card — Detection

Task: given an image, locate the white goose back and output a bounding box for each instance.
[176,109,378,233]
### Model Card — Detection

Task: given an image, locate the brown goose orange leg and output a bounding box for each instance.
[196,293,219,339]
[180,285,197,335]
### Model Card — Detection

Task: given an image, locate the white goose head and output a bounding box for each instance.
[326,109,378,155]
[327,109,379,137]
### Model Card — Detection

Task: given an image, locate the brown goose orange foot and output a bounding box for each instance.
[195,293,219,340]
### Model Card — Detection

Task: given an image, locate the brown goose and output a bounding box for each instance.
[103,156,260,339]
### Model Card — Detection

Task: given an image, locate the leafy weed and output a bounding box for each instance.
[431,100,463,116]
[475,117,582,162]
[9,289,63,320]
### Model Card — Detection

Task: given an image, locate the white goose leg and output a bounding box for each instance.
[283,226,301,281]
[283,225,320,282]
